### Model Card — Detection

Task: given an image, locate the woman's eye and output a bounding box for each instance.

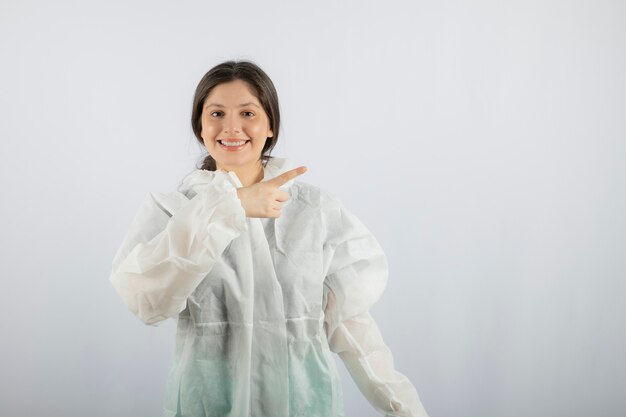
[209,111,253,117]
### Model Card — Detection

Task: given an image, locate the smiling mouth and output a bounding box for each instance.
[217,139,250,145]
[216,139,251,151]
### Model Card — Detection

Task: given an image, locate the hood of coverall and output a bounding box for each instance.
[178,157,296,198]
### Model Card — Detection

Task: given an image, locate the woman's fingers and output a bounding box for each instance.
[238,166,307,218]
[274,189,290,202]
[265,166,307,188]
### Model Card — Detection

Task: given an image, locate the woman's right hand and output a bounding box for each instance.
[236,166,308,218]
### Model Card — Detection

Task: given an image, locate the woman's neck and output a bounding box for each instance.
[217,161,264,187]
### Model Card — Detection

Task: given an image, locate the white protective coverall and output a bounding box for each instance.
[109,157,429,417]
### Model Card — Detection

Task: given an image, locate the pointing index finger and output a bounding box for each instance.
[267,166,308,187]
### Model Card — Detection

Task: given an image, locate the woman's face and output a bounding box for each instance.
[200,79,273,172]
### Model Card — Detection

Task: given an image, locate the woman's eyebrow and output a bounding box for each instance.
[205,102,260,109]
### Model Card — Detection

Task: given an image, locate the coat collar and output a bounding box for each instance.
[178,157,296,197]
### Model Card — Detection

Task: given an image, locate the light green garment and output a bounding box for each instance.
[110,157,429,417]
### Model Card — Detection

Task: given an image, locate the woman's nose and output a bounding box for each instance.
[223,113,241,133]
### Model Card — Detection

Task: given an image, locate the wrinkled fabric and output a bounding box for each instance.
[110,157,429,417]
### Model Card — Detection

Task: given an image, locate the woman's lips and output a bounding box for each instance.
[217,139,250,151]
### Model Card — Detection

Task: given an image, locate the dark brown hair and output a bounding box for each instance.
[191,60,280,171]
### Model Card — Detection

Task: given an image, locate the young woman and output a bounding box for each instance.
[110,60,429,417]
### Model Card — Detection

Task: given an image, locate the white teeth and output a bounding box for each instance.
[219,140,248,147]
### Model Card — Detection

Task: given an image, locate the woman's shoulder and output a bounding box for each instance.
[290,180,345,212]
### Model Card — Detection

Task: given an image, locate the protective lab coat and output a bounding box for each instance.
[109,157,429,417]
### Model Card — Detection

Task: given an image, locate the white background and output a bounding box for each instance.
[1,0,625,416]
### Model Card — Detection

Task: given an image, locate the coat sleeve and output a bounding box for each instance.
[109,171,248,326]
[321,195,429,417]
